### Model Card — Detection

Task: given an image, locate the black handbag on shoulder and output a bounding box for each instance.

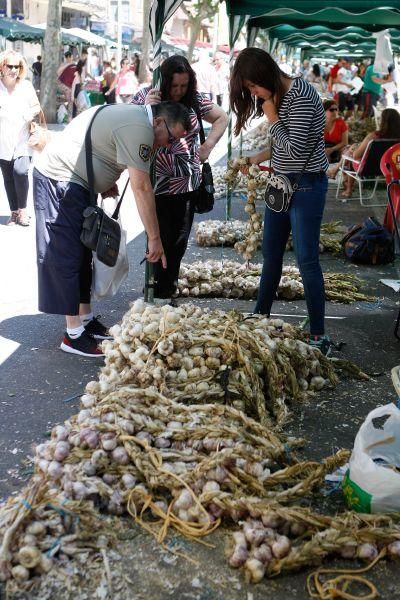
[193,106,215,214]
[80,105,124,267]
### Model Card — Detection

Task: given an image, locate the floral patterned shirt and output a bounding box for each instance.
[131,87,213,195]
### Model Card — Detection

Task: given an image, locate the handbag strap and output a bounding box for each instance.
[269,127,322,190]
[194,103,206,145]
[85,105,128,218]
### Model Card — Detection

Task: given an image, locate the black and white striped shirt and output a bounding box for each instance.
[269,77,329,174]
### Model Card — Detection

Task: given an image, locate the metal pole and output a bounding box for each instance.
[6,0,11,18]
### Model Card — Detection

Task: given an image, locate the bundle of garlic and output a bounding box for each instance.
[177,260,371,304]
[195,220,247,247]
[32,388,351,545]
[224,159,267,260]
[0,479,112,585]
[91,299,352,426]
[227,506,400,583]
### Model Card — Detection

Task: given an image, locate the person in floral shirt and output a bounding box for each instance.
[131,55,228,298]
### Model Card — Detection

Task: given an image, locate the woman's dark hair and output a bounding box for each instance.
[377,108,400,138]
[230,47,292,136]
[160,55,198,109]
[312,63,321,78]
[76,59,86,75]
[120,56,128,68]
[323,99,337,112]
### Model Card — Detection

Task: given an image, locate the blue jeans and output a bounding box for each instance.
[255,172,328,335]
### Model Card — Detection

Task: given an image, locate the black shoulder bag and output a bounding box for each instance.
[80,106,125,267]
[264,135,321,213]
[193,106,215,214]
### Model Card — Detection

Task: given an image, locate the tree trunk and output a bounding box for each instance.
[40,0,62,124]
[139,0,151,85]
[187,18,203,63]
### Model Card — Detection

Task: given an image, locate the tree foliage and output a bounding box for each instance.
[181,0,220,61]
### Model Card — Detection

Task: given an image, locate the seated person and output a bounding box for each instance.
[341,108,400,198]
[323,99,348,178]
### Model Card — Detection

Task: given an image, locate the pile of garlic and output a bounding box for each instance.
[93,300,343,426]
[212,166,230,199]
[177,260,370,303]
[33,389,304,521]
[196,220,247,247]
[233,121,270,152]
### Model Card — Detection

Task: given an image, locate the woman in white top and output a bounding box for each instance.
[0,50,40,226]
[105,57,138,103]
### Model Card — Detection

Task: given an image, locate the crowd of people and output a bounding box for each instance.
[1,44,400,361]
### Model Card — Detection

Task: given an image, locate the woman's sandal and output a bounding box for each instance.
[341,191,353,199]
[17,210,30,227]
[6,211,19,226]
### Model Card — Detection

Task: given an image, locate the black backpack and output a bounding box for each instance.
[341,217,395,265]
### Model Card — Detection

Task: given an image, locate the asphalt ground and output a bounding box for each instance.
[1,160,400,598]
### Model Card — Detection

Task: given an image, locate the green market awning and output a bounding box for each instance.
[0,17,44,43]
[247,9,400,33]
[225,1,400,17]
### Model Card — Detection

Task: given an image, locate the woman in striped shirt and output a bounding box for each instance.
[230,48,331,355]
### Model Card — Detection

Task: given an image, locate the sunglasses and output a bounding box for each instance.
[6,64,20,70]
[164,120,175,144]
[329,107,338,112]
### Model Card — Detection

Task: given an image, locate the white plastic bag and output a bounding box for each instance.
[76,90,91,112]
[373,30,393,74]
[343,404,400,513]
[92,227,129,300]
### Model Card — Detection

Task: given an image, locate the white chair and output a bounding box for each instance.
[336,138,399,206]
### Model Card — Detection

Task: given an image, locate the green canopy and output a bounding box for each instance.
[247,9,400,32]
[0,17,44,43]
[225,1,400,17]
[0,18,85,46]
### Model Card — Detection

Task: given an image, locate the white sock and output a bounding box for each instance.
[80,312,94,326]
[67,325,85,339]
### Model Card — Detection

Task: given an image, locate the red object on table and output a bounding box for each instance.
[380,143,400,233]
[259,166,273,172]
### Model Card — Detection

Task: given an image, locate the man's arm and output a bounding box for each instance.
[127,166,166,268]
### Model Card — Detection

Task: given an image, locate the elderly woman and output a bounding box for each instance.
[0,50,40,226]
[131,55,228,298]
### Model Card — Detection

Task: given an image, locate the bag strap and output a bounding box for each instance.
[85,105,111,207]
[85,105,128,217]
[270,133,322,190]
[194,102,206,145]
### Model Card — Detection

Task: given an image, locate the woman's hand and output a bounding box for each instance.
[145,88,162,106]
[262,98,279,124]
[198,141,212,163]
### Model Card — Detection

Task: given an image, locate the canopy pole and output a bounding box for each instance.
[226,42,235,221]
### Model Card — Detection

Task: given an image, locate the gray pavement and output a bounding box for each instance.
[1,145,400,598]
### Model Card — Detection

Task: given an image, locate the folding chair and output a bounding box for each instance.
[380,144,400,340]
[336,138,399,207]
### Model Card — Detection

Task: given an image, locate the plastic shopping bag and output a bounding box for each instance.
[92,204,129,300]
[342,404,400,513]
